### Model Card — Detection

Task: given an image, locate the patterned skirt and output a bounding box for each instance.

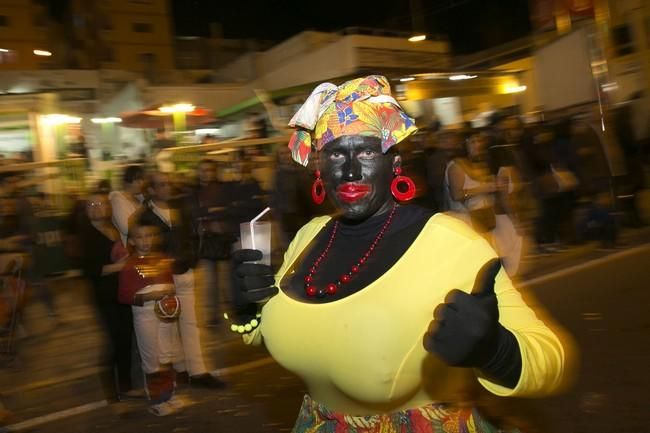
[292,394,519,433]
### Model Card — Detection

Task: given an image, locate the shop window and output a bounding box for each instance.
[612,24,635,56]
[0,15,9,27]
[132,22,152,33]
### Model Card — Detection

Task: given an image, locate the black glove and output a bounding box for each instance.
[232,249,279,304]
[423,259,522,388]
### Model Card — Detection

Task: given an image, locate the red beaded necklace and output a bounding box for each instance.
[304,205,398,297]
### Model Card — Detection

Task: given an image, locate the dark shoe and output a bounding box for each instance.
[190,373,227,389]
[119,388,147,401]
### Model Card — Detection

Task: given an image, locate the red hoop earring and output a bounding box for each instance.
[390,167,416,201]
[311,170,326,205]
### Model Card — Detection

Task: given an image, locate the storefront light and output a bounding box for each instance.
[503,84,527,94]
[42,114,82,125]
[408,35,427,42]
[195,128,220,135]
[601,82,618,92]
[33,49,52,57]
[91,117,122,124]
[159,103,195,113]
[449,74,477,81]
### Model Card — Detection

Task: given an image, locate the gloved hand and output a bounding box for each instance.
[423,259,502,368]
[232,249,279,304]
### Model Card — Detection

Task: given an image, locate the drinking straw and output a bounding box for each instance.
[249,207,271,250]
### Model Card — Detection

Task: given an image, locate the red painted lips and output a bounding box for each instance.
[337,183,371,203]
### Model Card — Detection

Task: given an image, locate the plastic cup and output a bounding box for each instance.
[239,221,271,265]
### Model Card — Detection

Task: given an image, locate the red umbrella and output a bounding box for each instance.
[119,104,217,129]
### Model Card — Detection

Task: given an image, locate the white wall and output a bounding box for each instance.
[533,28,598,111]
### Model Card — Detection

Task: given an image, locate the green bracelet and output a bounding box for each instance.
[224,312,262,334]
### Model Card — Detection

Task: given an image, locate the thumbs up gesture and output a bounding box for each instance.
[423,259,502,367]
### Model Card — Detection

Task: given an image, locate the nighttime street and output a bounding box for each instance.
[3,0,650,432]
[1,228,648,433]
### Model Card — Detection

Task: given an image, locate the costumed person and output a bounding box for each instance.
[118,217,186,416]
[231,76,570,432]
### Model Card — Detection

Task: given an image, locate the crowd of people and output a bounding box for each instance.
[401,104,648,271]
[0,157,269,417]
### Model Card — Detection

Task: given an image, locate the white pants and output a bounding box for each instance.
[172,269,208,376]
[132,301,179,374]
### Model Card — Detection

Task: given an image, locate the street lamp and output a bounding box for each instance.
[159,103,195,140]
[90,117,122,124]
[158,103,195,113]
[41,114,81,125]
[449,74,478,81]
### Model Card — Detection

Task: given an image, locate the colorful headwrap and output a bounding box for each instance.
[287,75,418,166]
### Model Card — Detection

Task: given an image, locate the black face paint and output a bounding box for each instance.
[319,135,397,221]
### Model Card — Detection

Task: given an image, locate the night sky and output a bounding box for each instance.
[172,0,532,55]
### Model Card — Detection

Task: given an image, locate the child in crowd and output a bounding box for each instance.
[118,218,184,416]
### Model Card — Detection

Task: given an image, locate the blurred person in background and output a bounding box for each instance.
[139,172,225,388]
[188,159,234,328]
[151,129,175,154]
[426,130,462,213]
[64,182,110,268]
[69,134,90,169]
[444,130,523,276]
[0,175,59,328]
[525,123,578,252]
[0,188,29,256]
[23,192,61,325]
[271,145,306,247]
[629,90,650,163]
[110,165,146,246]
[613,102,646,227]
[228,160,267,222]
[79,189,134,401]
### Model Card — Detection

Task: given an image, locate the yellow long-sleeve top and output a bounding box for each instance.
[245,213,565,415]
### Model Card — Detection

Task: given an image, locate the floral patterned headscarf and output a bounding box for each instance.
[287,75,417,166]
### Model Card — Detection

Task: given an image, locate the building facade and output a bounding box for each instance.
[606,0,650,99]
[67,0,174,75]
[0,0,52,70]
